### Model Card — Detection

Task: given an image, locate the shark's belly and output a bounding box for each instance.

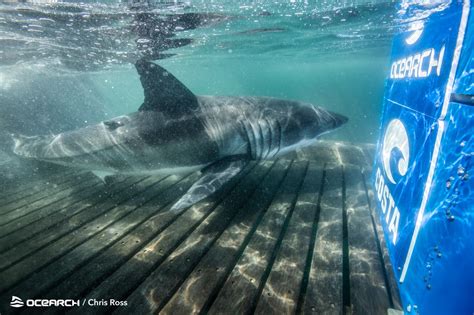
[47,140,215,173]
[35,127,220,174]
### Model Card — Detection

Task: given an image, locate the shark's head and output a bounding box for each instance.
[271,100,348,154]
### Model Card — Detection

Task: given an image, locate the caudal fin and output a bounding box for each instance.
[11,133,50,158]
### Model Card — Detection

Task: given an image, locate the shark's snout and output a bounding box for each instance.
[330,112,349,128]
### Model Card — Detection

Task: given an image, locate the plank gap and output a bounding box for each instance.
[198,160,293,315]
[250,161,309,314]
[0,177,151,273]
[361,167,395,309]
[0,175,167,294]
[103,163,263,314]
[295,163,326,314]
[342,166,351,314]
[153,163,277,313]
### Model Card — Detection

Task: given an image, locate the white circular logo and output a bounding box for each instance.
[382,119,410,184]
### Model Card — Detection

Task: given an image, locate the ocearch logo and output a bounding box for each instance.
[9,296,80,308]
[405,21,424,45]
[382,119,410,184]
[10,296,24,308]
[390,20,445,80]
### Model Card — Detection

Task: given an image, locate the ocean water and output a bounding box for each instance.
[0,0,395,148]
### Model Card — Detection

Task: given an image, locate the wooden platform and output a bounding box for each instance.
[0,141,402,314]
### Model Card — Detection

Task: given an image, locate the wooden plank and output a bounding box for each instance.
[0,169,77,205]
[361,168,402,310]
[0,171,85,213]
[160,160,293,314]
[209,161,309,314]
[336,142,370,167]
[69,162,259,315]
[0,179,104,238]
[0,176,152,271]
[39,173,198,302]
[0,144,402,314]
[299,165,344,314]
[253,163,324,314]
[0,161,70,193]
[52,161,287,313]
[110,162,276,315]
[0,173,201,305]
[0,176,133,252]
[0,174,175,292]
[362,145,376,168]
[280,143,338,163]
[0,173,97,223]
[344,165,391,314]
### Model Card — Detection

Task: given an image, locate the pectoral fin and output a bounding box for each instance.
[170,158,248,212]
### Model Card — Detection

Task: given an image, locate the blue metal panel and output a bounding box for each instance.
[387,1,465,119]
[372,1,473,313]
[401,101,474,315]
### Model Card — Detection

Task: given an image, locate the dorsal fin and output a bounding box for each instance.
[135,59,198,115]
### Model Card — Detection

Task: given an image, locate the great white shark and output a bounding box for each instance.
[12,60,348,210]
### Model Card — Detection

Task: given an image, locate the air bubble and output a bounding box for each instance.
[446,179,452,189]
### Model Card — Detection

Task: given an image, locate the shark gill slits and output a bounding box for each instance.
[257,122,265,160]
[263,118,273,159]
[239,121,253,159]
[240,120,258,160]
[249,121,260,160]
[274,120,283,158]
[251,121,263,160]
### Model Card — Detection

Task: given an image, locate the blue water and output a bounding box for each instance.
[0,0,395,151]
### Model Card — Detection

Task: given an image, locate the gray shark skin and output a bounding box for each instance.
[13,60,348,210]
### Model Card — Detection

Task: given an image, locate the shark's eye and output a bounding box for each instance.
[103,120,124,131]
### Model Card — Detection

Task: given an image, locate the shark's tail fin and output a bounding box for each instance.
[11,133,24,155]
[11,133,50,158]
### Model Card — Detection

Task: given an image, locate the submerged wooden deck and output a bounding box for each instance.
[0,141,401,314]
